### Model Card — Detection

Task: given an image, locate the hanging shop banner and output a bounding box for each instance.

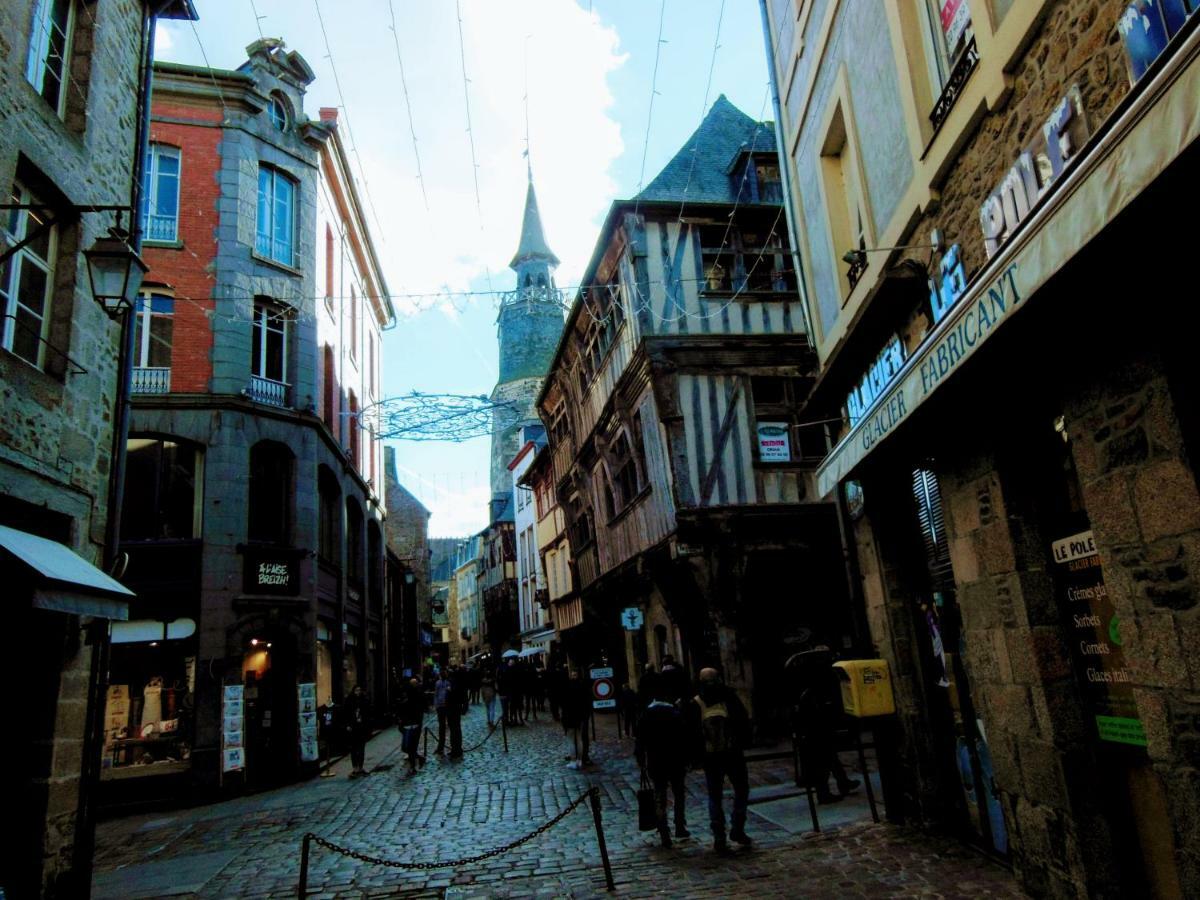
[298,682,319,762]
[817,45,1200,497]
[222,684,245,773]
[1052,530,1146,747]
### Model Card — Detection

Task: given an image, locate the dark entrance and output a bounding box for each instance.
[909,468,1007,858]
[241,629,298,789]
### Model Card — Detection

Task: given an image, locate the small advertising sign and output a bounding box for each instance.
[241,547,300,596]
[221,684,245,773]
[298,683,319,762]
[1052,530,1146,747]
[756,422,792,462]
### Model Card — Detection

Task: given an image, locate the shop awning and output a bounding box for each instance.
[0,524,132,619]
[816,25,1200,497]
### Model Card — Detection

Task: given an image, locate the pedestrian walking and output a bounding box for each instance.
[789,644,860,803]
[688,668,752,853]
[561,670,592,768]
[636,684,690,848]
[481,664,499,727]
[343,684,370,778]
[397,677,427,776]
[433,669,451,754]
[619,682,638,737]
[446,665,467,758]
[659,655,690,706]
[548,663,566,722]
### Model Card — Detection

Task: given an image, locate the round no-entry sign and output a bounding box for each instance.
[590,666,616,709]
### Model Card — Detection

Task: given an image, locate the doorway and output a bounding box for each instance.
[241,631,298,788]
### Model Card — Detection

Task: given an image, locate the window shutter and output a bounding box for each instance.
[912,467,951,577]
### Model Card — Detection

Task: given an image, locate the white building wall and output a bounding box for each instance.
[511,446,549,638]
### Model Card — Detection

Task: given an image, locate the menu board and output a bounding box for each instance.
[298,683,319,762]
[1052,530,1146,747]
[222,684,245,772]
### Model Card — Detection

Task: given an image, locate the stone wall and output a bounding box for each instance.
[903,0,1131,283]
[0,0,146,893]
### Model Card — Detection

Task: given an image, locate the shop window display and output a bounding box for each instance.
[102,640,196,779]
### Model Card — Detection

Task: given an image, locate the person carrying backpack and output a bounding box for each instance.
[687,668,752,854]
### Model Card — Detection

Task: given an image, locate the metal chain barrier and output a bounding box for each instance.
[298,787,615,895]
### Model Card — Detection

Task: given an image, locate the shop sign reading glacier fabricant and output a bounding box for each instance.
[818,262,1022,496]
[980,86,1089,258]
[845,336,906,426]
[817,10,1200,497]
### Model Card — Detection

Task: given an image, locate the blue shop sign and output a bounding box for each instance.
[929,244,967,324]
[1119,1,1198,83]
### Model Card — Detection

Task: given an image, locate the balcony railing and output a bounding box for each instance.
[131,367,171,394]
[144,215,177,243]
[254,233,294,267]
[247,375,289,407]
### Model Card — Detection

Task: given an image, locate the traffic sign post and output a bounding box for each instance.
[590,667,616,709]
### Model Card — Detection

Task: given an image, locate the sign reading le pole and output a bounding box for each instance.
[590,667,616,709]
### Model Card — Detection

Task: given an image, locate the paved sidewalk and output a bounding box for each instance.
[92,704,1024,899]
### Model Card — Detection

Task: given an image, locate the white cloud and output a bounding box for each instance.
[355,0,627,315]
[154,19,174,54]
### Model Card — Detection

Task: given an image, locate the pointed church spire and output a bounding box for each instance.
[509,172,559,270]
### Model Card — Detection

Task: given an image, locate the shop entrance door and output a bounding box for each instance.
[242,633,298,788]
[911,469,1008,858]
[1034,424,1181,898]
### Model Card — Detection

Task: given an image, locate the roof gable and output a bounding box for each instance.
[636,95,776,204]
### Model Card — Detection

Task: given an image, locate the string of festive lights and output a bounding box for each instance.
[455,0,484,220]
[312,0,388,242]
[387,0,430,212]
[632,0,669,219]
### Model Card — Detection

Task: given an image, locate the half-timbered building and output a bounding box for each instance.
[537,96,856,728]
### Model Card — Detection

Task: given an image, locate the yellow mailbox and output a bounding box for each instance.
[832,659,895,717]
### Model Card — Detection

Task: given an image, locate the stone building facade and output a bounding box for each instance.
[111,40,394,802]
[765,0,1200,894]
[383,445,430,675]
[0,1,195,894]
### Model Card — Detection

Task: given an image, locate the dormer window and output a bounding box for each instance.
[268,93,289,132]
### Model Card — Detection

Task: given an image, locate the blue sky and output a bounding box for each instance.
[158,0,769,536]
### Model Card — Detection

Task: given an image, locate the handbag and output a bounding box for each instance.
[637,768,657,832]
[401,724,420,755]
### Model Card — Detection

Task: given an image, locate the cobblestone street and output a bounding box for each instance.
[93,705,1024,898]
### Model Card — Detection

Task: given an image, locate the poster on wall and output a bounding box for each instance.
[1052,530,1147,747]
[298,683,319,762]
[222,684,245,773]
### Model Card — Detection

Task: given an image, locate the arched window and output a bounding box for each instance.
[268,93,290,131]
[345,497,363,585]
[318,466,341,565]
[121,436,202,540]
[248,441,293,545]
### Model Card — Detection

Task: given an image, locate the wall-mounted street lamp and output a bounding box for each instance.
[841,229,945,271]
[84,223,148,319]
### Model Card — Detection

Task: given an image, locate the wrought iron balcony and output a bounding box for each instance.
[131,367,171,394]
[246,374,289,407]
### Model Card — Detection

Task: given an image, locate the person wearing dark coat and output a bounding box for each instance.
[687,668,752,853]
[560,671,592,767]
[446,666,467,758]
[658,655,690,705]
[396,677,427,776]
[343,684,371,778]
[636,684,690,847]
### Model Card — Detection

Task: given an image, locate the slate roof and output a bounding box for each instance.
[509,175,559,269]
[636,95,776,204]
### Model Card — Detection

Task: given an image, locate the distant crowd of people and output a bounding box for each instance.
[336,646,858,856]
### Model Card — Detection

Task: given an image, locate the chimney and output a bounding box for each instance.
[319,106,339,123]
